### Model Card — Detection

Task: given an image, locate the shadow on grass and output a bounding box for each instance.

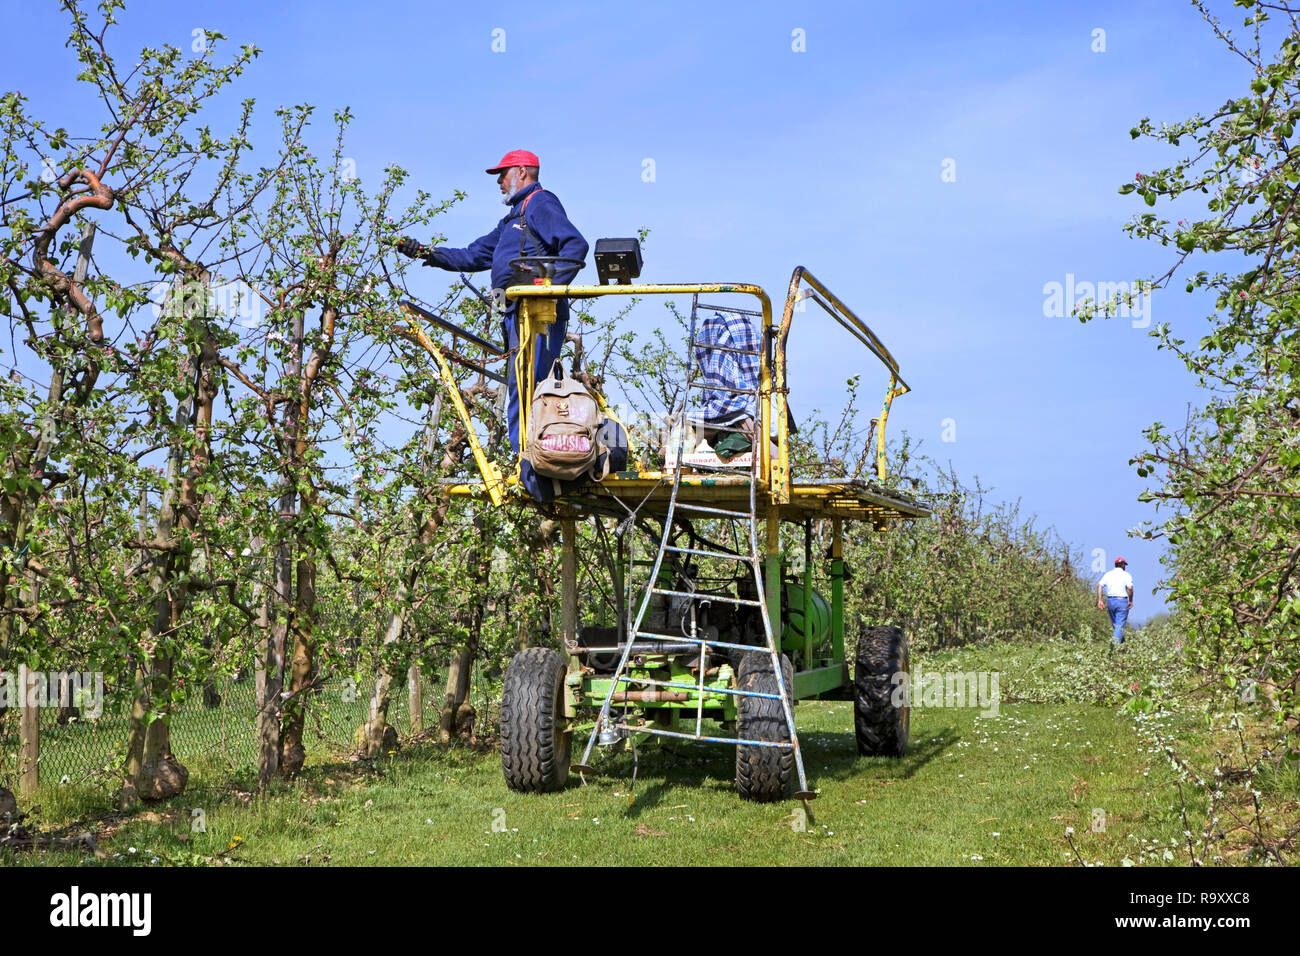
[573,742,742,817]
[799,727,959,783]
[573,723,961,814]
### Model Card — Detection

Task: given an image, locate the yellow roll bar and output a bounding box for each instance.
[777,267,911,487]
[415,275,908,506]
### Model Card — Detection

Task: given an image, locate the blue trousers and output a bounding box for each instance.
[1106,596,1129,643]
[503,305,568,452]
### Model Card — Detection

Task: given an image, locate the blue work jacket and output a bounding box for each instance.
[428,182,588,292]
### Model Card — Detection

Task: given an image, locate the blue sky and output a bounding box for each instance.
[2,1,1260,618]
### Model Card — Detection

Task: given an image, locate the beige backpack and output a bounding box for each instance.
[523,361,604,481]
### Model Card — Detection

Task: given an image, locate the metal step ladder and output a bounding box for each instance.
[576,295,810,796]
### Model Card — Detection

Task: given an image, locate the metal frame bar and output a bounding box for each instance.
[399,298,505,355]
[395,304,504,506]
[776,267,911,487]
[610,724,793,748]
[613,676,781,701]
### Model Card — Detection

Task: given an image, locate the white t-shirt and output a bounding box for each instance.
[1099,568,1133,598]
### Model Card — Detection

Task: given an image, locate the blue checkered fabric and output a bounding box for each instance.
[693,312,760,425]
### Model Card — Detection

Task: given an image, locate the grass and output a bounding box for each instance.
[3,636,1223,867]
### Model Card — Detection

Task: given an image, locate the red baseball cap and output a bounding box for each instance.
[1115,557,1128,566]
[486,149,540,174]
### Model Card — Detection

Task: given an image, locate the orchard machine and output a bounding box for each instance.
[397,246,930,802]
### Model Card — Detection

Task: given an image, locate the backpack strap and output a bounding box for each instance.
[517,188,550,261]
[519,188,544,213]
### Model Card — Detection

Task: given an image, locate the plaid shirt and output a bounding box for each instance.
[693,312,760,425]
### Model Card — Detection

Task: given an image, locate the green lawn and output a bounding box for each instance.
[2,646,1202,866]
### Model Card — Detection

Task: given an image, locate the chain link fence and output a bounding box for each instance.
[0,669,441,793]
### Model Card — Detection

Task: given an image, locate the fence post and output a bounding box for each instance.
[408,662,423,736]
[18,667,38,799]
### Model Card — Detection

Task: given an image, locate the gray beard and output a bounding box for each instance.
[501,186,524,205]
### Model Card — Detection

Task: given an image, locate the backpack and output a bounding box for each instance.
[523,361,603,481]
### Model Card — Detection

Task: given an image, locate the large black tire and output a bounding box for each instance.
[854,624,909,757]
[735,651,796,802]
[500,648,571,792]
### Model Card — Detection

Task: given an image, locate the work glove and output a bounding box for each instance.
[396,236,427,259]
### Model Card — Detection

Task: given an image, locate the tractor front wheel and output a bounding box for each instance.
[854,624,909,757]
[501,647,571,792]
[735,651,796,802]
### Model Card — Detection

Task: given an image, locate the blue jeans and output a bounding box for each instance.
[502,306,568,454]
[1106,596,1129,643]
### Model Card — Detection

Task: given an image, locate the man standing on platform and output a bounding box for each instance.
[397,149,589,455]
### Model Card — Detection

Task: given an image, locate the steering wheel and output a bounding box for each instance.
[508,256,586,282]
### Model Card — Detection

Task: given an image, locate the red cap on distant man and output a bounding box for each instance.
[1115,557,1127,566]
[486,149,540,174]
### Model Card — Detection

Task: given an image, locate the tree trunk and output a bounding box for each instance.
[0,786,17,836]
[260,305,305,785]
[121,317,219,806]
[438,646,474,744]
[55,672,80,725]
[120,510,191,804]
[200,628,222,709]
[276,302,337,778]
[357,575,412,757]
[260,504,293,785]
[279,553,316,775]
[361,423,467,753]
[438,521,488,743]
[534,520,557,634]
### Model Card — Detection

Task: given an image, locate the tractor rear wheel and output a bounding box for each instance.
[735,651,796,802]
[854,624,909,757]
[501,647,571,792]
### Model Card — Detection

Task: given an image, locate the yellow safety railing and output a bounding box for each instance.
[508,282,774,495]
[396,303,505,506]
[776,267,911,492]
[409,276,901,507]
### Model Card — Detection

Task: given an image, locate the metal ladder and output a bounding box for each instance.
[577,295,809,796]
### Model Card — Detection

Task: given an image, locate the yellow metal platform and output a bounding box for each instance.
[447,471,930,526]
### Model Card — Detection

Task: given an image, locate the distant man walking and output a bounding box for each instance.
[397,149,589,455]
[1097,557,1134,646]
